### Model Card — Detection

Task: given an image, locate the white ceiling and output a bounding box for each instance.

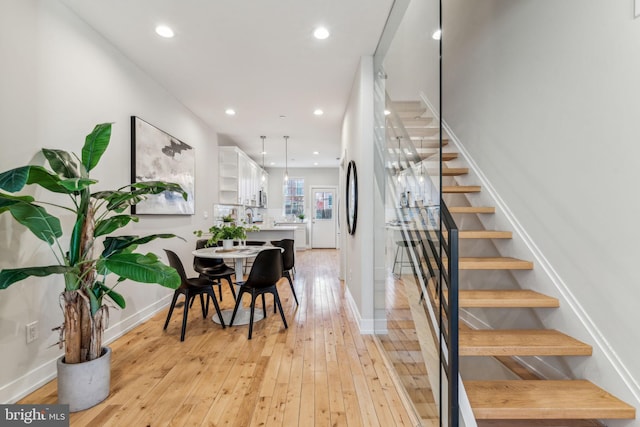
[59,0,393,168]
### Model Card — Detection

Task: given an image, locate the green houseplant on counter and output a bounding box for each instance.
[0,123,186,410]
[194,222,259,249]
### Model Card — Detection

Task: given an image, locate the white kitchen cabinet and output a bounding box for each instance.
[274,221,308,250]
[219,147,240,204]
[219,146,267,206]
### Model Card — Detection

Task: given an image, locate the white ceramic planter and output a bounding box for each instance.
[57,347,111,412]
[222,239,234,250]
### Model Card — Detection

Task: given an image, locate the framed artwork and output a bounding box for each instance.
[131,116,195,215]
[346,160,358,235]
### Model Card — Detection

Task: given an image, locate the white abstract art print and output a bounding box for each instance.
[131,116,195,215]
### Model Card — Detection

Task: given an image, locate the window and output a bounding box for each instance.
[283,178,304,216]
[314,191,333,219]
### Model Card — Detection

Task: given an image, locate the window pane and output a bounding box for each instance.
[283,178,304,216]
[314,192,333,219]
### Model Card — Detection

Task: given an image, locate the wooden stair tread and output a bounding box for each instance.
[448,206,495,214]
[443,185,482,193]
[441,152,458,161]
[410,138,449,147]
[442,229,511,239]
[400,116,434,126]
[476,420,605,427]
[405,126,441,137]
[390,100,423,110]
[465,380,636,420]
[458,230,512,239]
[460,329,592,356]
[441,167,469,176]
[459,290,559,308]
[460,257,533,270]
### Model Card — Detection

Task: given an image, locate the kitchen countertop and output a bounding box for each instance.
[249,225,297,231]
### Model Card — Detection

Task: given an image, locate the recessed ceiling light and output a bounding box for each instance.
[155,25,174,38]
[384,109,391,116]
[261,151,267,155]
[313,26,330,40]
[313,151,319,155]
[279,115,287,119]
[225,108,236,116]
[314,162,319,166]
[270,162,275,166]
[432,29,442,40]
[313,109,324,116]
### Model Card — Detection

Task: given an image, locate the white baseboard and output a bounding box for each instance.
[1,295,172,404]
[344,285,386,334]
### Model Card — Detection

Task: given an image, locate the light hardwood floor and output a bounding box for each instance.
[20,249,421,427]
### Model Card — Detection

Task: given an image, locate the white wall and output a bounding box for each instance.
[265,167,339,219]
[0,0,218,403]
[444,0,640,420]
[341,57,377,332]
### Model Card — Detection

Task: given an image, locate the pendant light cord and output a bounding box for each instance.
[284,135,289,181]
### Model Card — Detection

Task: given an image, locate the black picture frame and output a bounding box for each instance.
[131,116,195,215]
[346,160,358,235]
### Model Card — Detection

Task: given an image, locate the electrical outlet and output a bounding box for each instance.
[26,321,38,343]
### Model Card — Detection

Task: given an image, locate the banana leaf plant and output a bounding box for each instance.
[0,123,186,364]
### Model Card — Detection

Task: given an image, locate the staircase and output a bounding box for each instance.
[388,100,636,424]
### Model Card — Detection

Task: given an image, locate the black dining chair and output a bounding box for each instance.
[193,239,236,301]
[243,240,267,274]
[229,248,287,339]
[270,239,299,306]
[163,249,225,341]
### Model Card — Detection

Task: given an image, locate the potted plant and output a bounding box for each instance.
[195,222,258,249]
[0,123,186,411]
[297,213,306,222]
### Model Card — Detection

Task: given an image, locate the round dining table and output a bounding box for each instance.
[191,245,282,325]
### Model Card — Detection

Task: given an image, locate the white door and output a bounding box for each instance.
[311,187,337,248]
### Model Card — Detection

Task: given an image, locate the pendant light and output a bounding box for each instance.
[260,135,266,182]
[283,136,289,182]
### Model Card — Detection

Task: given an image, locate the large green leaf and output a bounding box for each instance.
[0,165,72,194]
[68,188,91,266]
[0,193,34,214]
[0,265,72,289]
[8,202,62,244]
[98,252,180,288]
[68,212,85,266]
[93,190,145,212]
[26,166,69,193]
[58,177,97,192]
[82,123,111,172]
[131,181,188,200]
[96,282,126,309]
[42,149,80,178]
[94,215,139,237]
[101,233,179,258]
[0,166,29,192]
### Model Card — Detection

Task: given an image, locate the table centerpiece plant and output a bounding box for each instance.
[194,222,259,249]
